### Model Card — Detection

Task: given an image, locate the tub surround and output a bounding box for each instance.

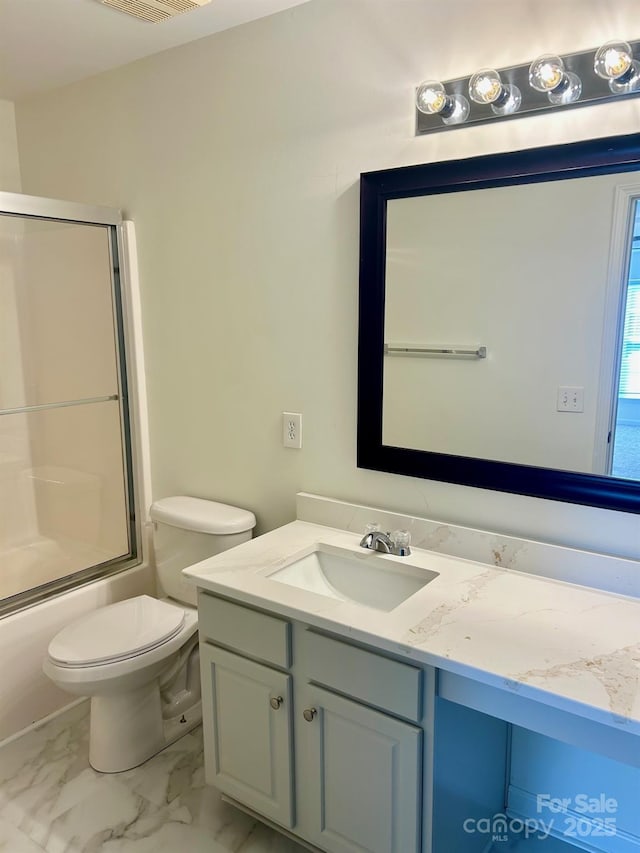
[184,494,640,738]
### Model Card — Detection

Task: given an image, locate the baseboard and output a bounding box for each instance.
[508,786,640,853]
[0,697,88,749]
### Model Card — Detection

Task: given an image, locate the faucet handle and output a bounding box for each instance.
[363,522,381,535]
[391,529,411,556]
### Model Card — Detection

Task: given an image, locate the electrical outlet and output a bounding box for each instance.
[557,386,584,412]
[282,412,302,449]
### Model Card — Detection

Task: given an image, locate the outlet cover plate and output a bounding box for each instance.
[283,412,302,448]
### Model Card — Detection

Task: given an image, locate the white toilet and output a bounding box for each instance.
[43,496,255,773]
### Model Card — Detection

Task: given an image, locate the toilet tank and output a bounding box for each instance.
[149,496,256,607]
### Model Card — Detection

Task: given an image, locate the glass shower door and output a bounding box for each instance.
[0,209,135,609]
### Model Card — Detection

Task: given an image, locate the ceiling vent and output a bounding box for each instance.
[101,0,212,23]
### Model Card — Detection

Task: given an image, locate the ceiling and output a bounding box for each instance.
[0,0,311,101]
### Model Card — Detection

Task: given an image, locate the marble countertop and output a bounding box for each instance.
[183,520,640,735]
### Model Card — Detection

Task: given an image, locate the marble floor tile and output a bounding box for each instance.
[0,702,305,852]
[0,819,46,852]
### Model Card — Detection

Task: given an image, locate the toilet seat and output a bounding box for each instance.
[44,600,198,694]
[48,595,186,667]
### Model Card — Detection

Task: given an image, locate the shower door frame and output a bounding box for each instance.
[0,190,147,616]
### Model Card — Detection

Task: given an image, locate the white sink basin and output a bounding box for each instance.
[266,545,438,612]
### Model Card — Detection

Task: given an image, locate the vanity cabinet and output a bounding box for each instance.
[296,684,422,853]
[197,586,640,853]
[198,591,426,853]
[199,643,294,828]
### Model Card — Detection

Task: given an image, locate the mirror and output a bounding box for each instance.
[357,134,640,513]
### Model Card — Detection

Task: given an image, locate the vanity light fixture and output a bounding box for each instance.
[415,80,470,125]
[468,68,521,115]
[594,40,640,93]
[529,55,582,105]
[415,38,640,135]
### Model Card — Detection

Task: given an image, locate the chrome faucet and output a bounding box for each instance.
[359,526,412,556]
[359,530,394,553]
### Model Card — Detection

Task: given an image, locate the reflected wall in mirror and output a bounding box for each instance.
[357,134,640,513]
[384,175,638,475]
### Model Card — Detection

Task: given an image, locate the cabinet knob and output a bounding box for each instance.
[270,696,283,710]
[303,707,317,722]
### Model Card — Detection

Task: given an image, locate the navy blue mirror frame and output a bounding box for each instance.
[357,133,640,514]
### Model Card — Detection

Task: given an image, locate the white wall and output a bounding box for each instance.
[12,0,640,567]
[0,99,21,192]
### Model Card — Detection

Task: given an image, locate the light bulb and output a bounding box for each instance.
[468,68,521,116]
[529,55,582,105]
[594,40,640,93]
[594,41,633,79]
[530,55,564,91]
[416,80,470,125]
[469,69,503,104]
[416,80,447,114]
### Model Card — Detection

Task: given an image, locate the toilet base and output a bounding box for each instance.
[89,682,202,773]
[163,699,202,753]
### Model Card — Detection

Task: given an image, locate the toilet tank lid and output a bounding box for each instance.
[150,495,256,535]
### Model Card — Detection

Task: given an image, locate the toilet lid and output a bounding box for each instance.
[48,595,186,666]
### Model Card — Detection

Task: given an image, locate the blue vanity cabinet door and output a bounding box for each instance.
[297,684,422,853]
[199,642,294,828]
